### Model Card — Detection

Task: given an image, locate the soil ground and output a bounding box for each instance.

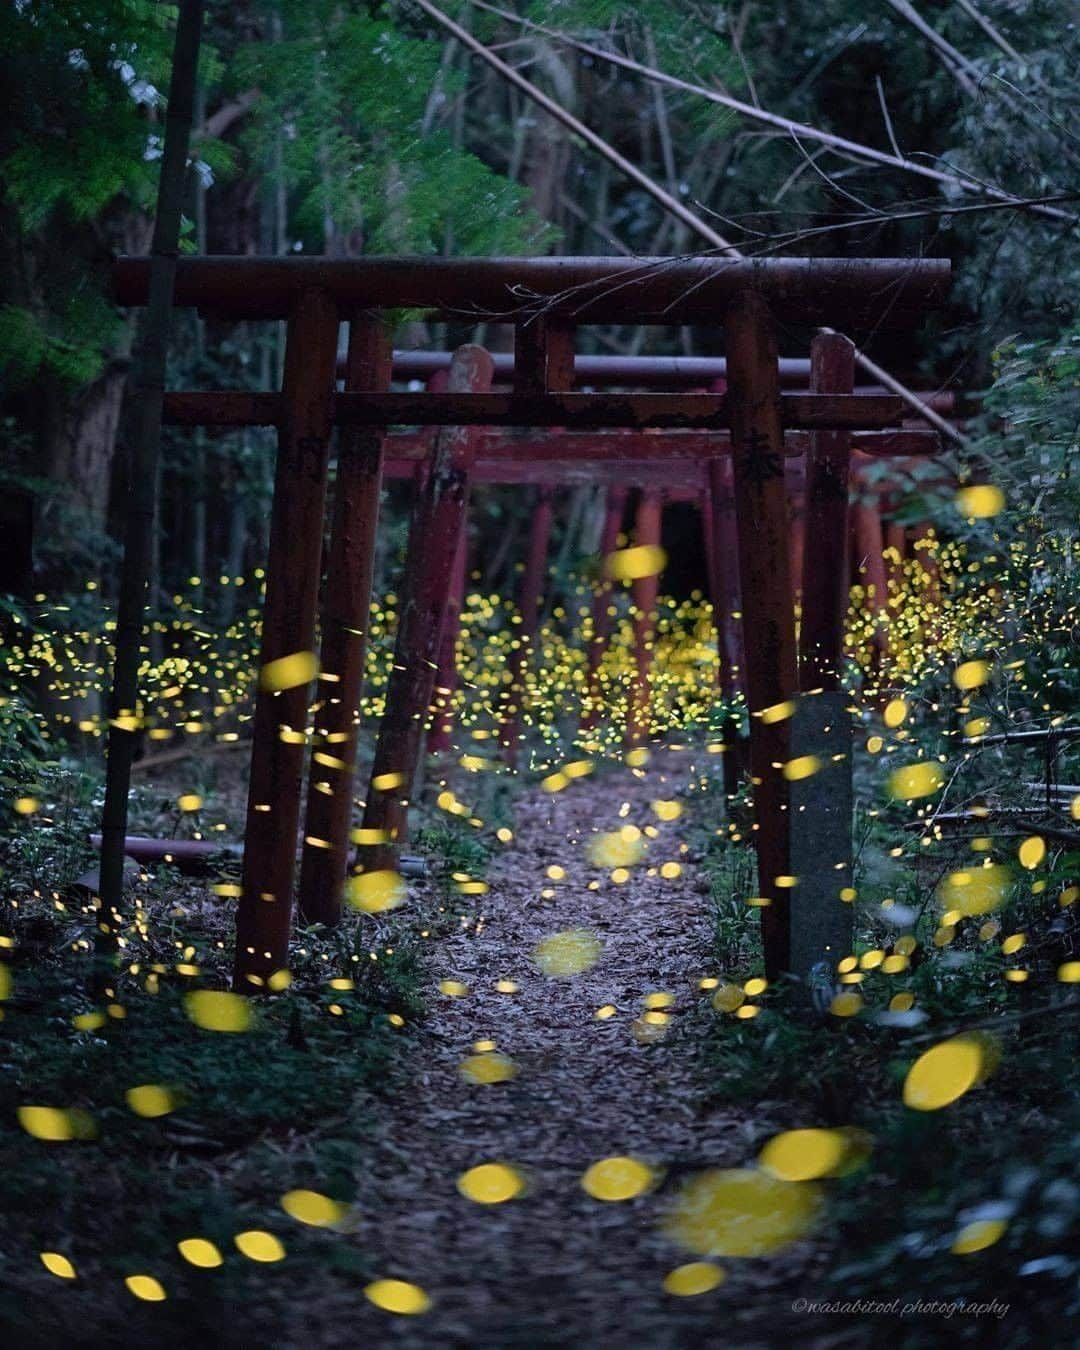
[341,749,824,1349]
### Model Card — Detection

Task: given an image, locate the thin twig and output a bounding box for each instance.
[460,0,1078,223]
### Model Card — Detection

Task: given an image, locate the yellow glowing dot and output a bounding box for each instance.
[439,980,469,998]
[711,983,745,1013]
[596,1004,617,1020]
[663,1168,822,1257]
[951,1219,1007,1255]
[177,1238,223,1268]
[281,1190,346,1227]
[234,1231,285,1263]
[954,659,990,691]
[532,929,601,978]
[185,990,252,1033]
[663,1262,726,1296]
[829,993,863,1018]
[125,1085,177,1118]
[457,1162,526,1205]
[125,1275,166,1301]
[955,484,1004,519]
[541,771,569,793]
[495,979,519,994]
[759,1129,849,1181]
[352,826,392,845]
[1056,961,1080,983]
[644,992,675,1010]
[17,1106,94,1141]
[760,700,795,725]
[782,755,821,781]
[1004,969,1029,983]
[581,1156,653,1201]
[40,1252,76,1279]
[459,1052,517,1085]
[606,543,667,581]
[866,736,884,754]
[211,882,242,898]
[72,1011,105,1031]
[177,793,203,812]
[364,1279,431,1316]
[13,796,39,815]
[652,799,683,821]
[859,950,884,971]
[883,699,908,728]
[588,830,645,868]
[1017,836,1045,870]
[267,969,292,992]
[734,1005,760,1020]
[260,650,317,691]
[659,861,682,879]
[937,864,1011,917]
[372,771,406,792]
[1001,933,1026,956]
[743,978,768,997]
[496,827,514,843]
[625,747,651,768]
[903,1035,993,1111]
[887,762,944,801]
[839,887,857,903]
[546,865,566,881]
[346,870,406,914]
[889,992,916,1012]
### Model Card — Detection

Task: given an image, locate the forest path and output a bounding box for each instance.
[345,748,810,1349]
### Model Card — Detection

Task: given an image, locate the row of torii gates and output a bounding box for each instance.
[113,255,951,989]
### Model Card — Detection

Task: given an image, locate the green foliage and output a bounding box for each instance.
[236,2,555,256]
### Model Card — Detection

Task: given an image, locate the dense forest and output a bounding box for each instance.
[0,2,1076,1347]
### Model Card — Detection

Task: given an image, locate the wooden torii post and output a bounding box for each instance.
[112,253,950,987]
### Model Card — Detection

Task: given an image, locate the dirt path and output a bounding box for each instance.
[346,749,815,1348]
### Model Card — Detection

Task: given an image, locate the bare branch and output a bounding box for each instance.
[953,0,1024,66]
[885,0,980,97]
[875,75,905,162]
[405,0,740,256]
[461,0,1077,224]
[402,0,968,441]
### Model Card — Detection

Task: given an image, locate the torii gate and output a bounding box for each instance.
[113,254,950,988]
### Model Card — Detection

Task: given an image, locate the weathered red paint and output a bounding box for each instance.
[627,489,664,745]
[115,254,951,326]
[356,345,494,872]
[724,291,797,979]
[333,390,904,431]
[235,289,339,990]
[297,316,394,928]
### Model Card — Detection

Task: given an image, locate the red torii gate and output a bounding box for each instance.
[376,422,940,755]
[113,253,950,987]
